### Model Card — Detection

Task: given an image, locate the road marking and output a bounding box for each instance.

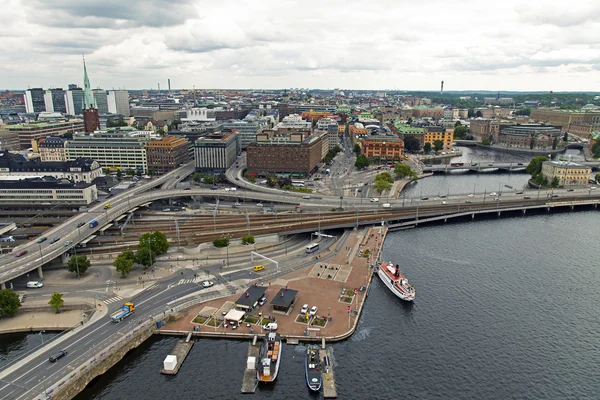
[137,286,171,306]
[102,296,123,305]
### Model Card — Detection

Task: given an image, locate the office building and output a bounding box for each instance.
[43,89,67,113]
[146,136,191,174]
[495,124,561,149]
[24,88,46,113]
[107,90,130,116]
[541,161,591,186]
[0,152,102,183]
[392,122,425,149]
[39,136,68,161]
[221,119,268,150]
[246,131,322,177]
[361,136,404,160]
[193,131,238,173]
[66,131,149,173]
[92,89,108,114]
[6,120,83,150]
[424,127,454,151]
[65,88,84,116]
[0,178,98,206]
[0,130,21,151]
[470,119,500,141]
[317,117,340,149]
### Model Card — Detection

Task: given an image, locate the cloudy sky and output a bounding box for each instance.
[1,0,599,91]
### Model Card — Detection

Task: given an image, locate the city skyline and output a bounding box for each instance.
[1,0,600,91]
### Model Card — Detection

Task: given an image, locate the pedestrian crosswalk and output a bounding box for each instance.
[103,296,123,305]
[177,277,204,285]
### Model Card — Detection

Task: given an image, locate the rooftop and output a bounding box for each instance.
[270,288,298,308]
[235,285,267,309]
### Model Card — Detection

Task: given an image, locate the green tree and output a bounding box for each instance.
[526,156,548,176]
[423,142,432,153]
[595,173,600,183]
[563,132,569,142]
[376,172,394,184]
[48,292,64,314]
[114,250,136,278]
[213,237,229,248]
[515,108,531,116]
[203,175,216,185]
[68,254,90,275]
[139,232,169,255]
[170,119,181,130]
[551,176,559,188]
[192,172,203,182]
[552,137,558,150]
[126,169,135,176]
[266,175,277,187]
[135,247,155,268]
[353,143,362,155]
[481,138,491,145]
[355,154,370,169]
[530,135,536,150]
[116,168,123,179]
[278,177,292,188]
[403,136,420,153]
[0,289,20,317]
[454,125,469,138]
[148,168,155,177]
[433,140,444,152]
[395,164,417,179]
[373,178,392,194]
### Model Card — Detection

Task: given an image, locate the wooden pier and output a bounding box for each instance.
[241,335,260,393]
[160,332,194,375]
[320,344,337,398]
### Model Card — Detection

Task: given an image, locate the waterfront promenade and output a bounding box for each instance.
[159,226,388,341]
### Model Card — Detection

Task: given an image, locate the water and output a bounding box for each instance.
[402,147,584,198]
[71,211,600,400]
[0,332,59,366]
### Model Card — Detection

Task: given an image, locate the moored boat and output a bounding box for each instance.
[305,344,322,391]
[377,261,415,301]
[257,332,282,383]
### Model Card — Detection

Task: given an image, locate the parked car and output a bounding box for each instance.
[48,350,68,363]
[300,304,309,314]
[26,281,44,288]
[258,297,267,306]
[309,306,318,316]
[201,281,214,288]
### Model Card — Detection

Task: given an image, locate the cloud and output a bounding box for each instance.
[26,0,198,28]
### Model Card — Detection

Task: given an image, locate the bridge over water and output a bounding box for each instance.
[423,161,600,174]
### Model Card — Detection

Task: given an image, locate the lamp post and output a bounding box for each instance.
[39,330,45,345]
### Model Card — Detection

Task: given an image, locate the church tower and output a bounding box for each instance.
[82,57,100,133]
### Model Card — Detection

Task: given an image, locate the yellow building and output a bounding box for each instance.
[424,127,454,151]
[541,161,591,187]
[338,124,346,134]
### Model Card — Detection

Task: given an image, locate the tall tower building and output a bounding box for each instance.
[107,90,130,116]
[24,88,46,113]
[44,88,67,113]
[82,59,100,133]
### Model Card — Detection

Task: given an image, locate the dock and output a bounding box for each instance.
[320,344,337,398]
[160,332,194,375]
[241,335,260,393]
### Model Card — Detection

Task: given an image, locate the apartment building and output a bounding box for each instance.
[541,161,591,186]
[193,131,238,173]
[361,136,404,160]
[146,136,191,174]
[424,127,454,151]
[39,136,67,161]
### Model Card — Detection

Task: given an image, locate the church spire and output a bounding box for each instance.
[83,56,96,109]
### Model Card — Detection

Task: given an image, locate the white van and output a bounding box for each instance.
[382,203,391,208]
[26,281,43,288]
[302,195,311,199]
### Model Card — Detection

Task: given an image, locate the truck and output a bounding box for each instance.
[110,302,135,323]
[89,220,99,228]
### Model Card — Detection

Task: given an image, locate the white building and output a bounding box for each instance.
[274,114,311,131]
[107,90,130,116]
[66,131,149,172]
[193,131,238,173]
[183,107,225,122]
[317,117,340,149]
[444,108,459,120]
[0,179,98,206]
[65,89,85,116]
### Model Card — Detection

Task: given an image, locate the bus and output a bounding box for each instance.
[292,183,305,187]
[306,243,319,254]
[291,180,305,185]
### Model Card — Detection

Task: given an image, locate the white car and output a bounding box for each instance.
[309,306,318,316]
[256,203,264,207]
[300,304,309,314]
[490,192,497,196]
[64,240,73,247]
[441,201,448,205]
[370,198,379,202]
[26,281,43,288]
[201,281,214,288]
[467,193,475,198]
[258,297,267,306]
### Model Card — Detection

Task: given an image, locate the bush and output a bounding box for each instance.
[242,235,255,245]
[213,237,229,248]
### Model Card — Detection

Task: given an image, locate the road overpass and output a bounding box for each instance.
[423,161,600,174]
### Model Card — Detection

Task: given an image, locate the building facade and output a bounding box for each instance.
[0,179,98,206]
[92,89,109,114]
[317,118,340,149]
[221,119,267,150]
[0,130,21,151]
[424,127,454,151]
[39,136,67,161]
[530,109,600,136]
[146,136,191,174]
[495,124,562,149]
[6,121,84,150]
[65,88,84,116]
[43,89,67,113]
[66,131,149,172]
[107,90,130,116]
[193,131,238,173]
[24,88,46,113]
[246,132,322,177]
[361,136,404,160]
[469,119,500,141]
[541,161,591,186]
[0,152,102,183]
[412,106,444,119]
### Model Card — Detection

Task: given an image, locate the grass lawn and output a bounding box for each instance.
[206,318,221,327]
[295,314,309,324]
[341,296,353,303]
[260,318,274,327]
[192,316,207,324]
[342,289,354,296]
[244,316,259,324]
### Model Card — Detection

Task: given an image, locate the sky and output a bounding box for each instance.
[1,0,599,91]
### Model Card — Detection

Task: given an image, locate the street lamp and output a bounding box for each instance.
[39,330,45,345]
